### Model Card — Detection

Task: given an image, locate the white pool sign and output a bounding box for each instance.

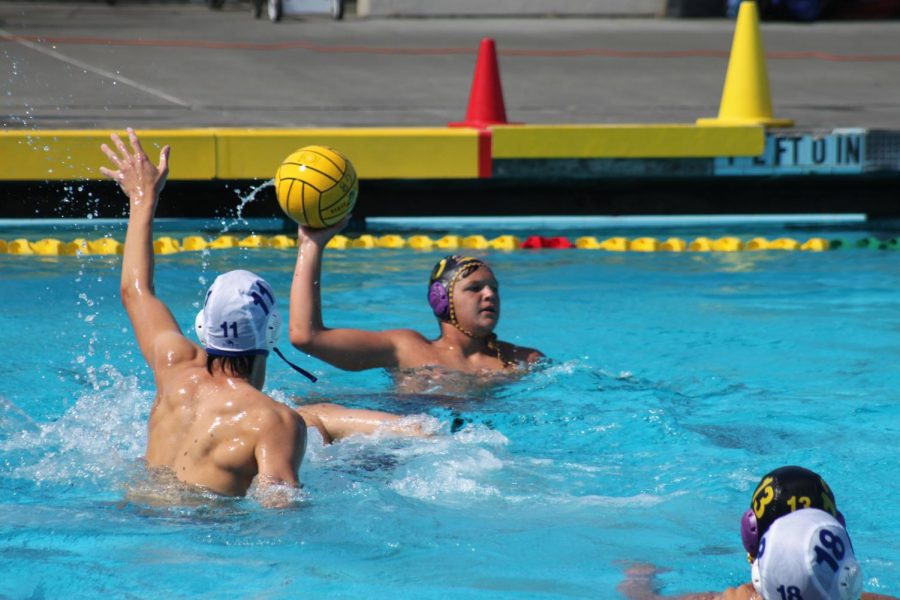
[715,129,865,175]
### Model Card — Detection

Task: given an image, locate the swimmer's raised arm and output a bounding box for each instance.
[102,129,195,372]
[289,221,414,371]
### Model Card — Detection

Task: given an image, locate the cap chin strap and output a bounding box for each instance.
[272,347,317,383]
[447,314,512,369]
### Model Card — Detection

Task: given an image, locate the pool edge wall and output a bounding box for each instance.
[3,126,900,218]
[0,125,763,182]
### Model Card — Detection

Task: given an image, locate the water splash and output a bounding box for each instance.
[193,179,276,286]
[216,179,274,235]
[1,365,149,489]
[0,395,39,439]
[388,444,505,503]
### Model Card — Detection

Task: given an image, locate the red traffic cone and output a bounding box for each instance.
[449,38,510,129]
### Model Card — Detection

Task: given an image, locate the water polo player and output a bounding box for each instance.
[104,129,428,507]
[618,465,897,600]
[741,465,844,562]
[289,221,543,375]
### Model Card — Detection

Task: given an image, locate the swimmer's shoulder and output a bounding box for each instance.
[235,385,302,420]
[382,327,435,354]
[384,327,430,343]
[225,389,305,446]
[383,328,445,368]
[498,340,545,365]
[150,330,205,374]
[260,397,306,432]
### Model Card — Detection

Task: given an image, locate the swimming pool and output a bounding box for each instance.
[1,217,898,598]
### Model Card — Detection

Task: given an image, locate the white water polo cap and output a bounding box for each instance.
[195,270,280,357]
[751,508,863,600]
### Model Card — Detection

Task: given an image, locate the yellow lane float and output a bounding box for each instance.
[599,237,628,252]
[407,235,435,250]
[660,238,687,252]
[239,235,269,248]
[208,235,238,249]
[269,235,295,249]
[351,234,377,249]
[629,237,658,252]
[89,238,123,255]
[60,239,90,256]
[326,235,351,249]
[182,236,208,251]
[31,238,62,255]
[154,237,181,254]
[435,235,460,249]
[489,235,519,250]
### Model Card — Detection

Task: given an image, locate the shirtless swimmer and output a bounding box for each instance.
[104,129,425,507]
[289,222,543,376]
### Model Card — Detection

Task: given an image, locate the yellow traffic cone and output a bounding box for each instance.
[697,1,793,128]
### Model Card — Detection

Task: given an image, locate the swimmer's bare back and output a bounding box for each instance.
[143,345,305,497]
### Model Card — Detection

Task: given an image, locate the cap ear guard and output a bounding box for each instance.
[428,281,450,319]
[741,508,760,556]
[195,309,207,346]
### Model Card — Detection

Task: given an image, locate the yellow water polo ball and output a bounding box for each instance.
[274,145,358,228]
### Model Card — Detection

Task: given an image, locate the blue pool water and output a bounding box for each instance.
[1,218,898,598]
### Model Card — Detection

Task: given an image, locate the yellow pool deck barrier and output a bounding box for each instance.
[0,124,765,182]
[3,234,898,256]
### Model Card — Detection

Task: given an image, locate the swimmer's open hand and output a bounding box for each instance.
[100,127,170,209]
[298,215,350,247]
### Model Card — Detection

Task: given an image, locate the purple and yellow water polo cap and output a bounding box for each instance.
[741,465,844,560]
[427,255,489,321]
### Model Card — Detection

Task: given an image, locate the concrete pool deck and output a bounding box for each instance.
[2,2,899,130]
[0,2,898,217]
